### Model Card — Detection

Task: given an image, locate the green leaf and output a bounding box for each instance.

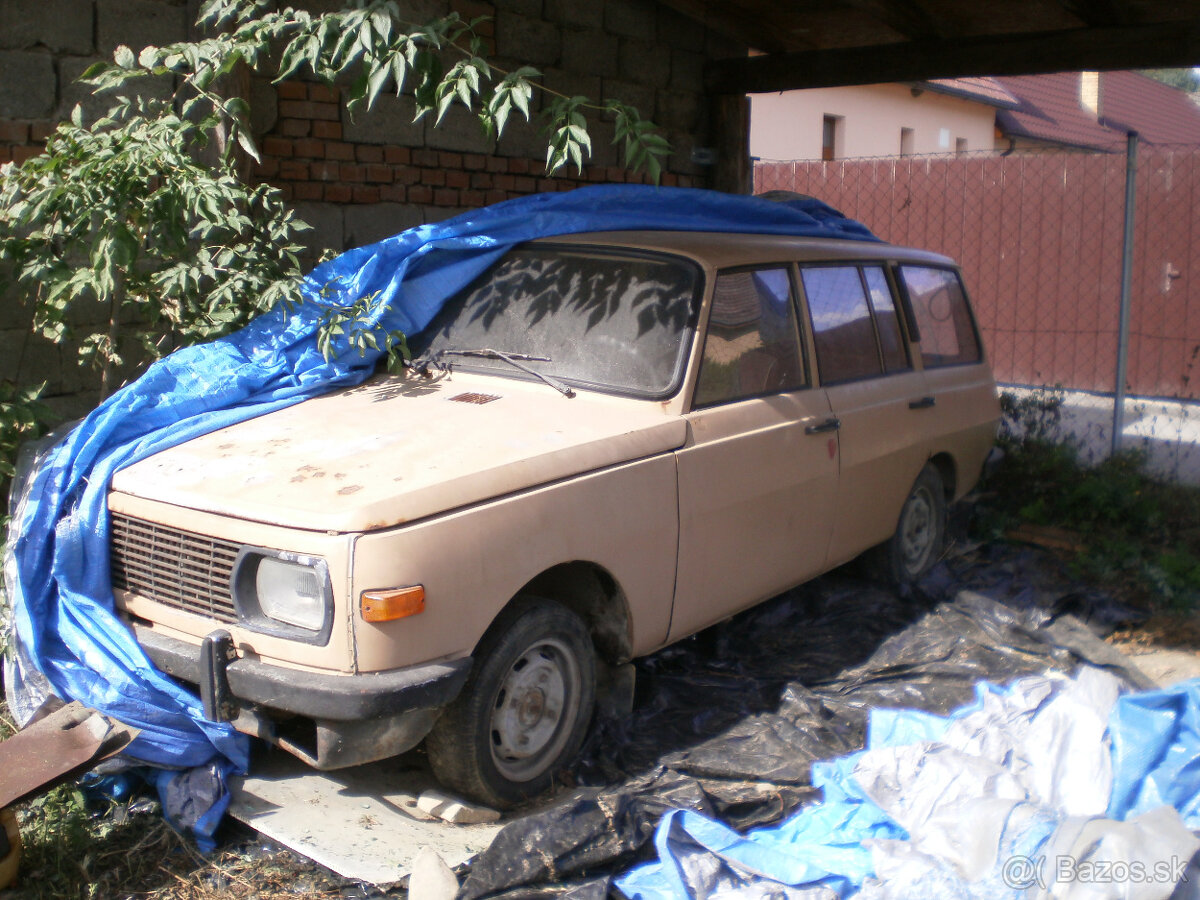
[365,62,391,109]
[223,97,251,119]
[235,128,261,164]
[113,45,136,69]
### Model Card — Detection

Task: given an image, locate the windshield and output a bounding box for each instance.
[413,245,703,397]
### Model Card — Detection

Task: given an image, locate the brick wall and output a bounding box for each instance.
[249,0,730,252]
[0,0,742,416]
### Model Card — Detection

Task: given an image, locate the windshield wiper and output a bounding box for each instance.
[424,348,576,398]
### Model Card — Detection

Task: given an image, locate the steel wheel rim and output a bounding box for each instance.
[489,637,582,782]
[899,485,936,575]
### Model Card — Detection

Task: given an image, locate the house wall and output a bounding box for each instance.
[0,0,740,417]
[750,83,998,161]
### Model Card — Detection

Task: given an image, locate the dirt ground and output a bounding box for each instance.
[5,544,1200,900]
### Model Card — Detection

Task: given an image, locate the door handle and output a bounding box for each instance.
[908,396,937,410]
[804,417,841,434]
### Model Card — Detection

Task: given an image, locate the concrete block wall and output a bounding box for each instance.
[0,0,192,417]
[0,0,743,413]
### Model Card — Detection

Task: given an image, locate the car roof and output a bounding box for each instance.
[531,230,957,270]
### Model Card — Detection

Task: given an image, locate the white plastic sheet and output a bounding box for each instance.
[617,669,1200,900]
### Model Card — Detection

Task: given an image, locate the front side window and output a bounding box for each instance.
[692,268,805,408]
[900,266,982,368]
[802,266,883,384]
[413,246,702,397]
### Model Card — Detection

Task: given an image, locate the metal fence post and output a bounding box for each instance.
[1112,131,1138,455]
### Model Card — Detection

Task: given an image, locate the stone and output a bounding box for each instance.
[58,56,173,125]
[415,789,501,825]
[407,846,459,900]
[495,109,550,161]
[601,78,656,122]
[562,29,619,80]
[655,5,705,49]
[541,68,602,109]
[495,13,561,68]
[422,104,495,154]
[344,203,425,247]
[291,202,345,255]
[0,0,95,54]
[669,48,705,92]
[0,330,27,382]
[250,76,279,136]
[0,51,56,119]
[341,92,425,146]
[618,38,670,90]
[491,0,543,18]
[655,87,702,133]
[544,0,603,30]
[96,0,188,56]
[605,0,657,39]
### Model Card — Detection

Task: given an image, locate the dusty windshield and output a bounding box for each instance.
[414,245,703,397]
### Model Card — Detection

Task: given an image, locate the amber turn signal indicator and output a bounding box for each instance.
[360,585,425,622]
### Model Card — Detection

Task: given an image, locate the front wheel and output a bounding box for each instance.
[873,464,947,585]
[425,598,596,809]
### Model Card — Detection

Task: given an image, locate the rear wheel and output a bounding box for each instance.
[873,464,946,585]
[426,598,595,809]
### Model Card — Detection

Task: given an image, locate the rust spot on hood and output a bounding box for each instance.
[337,485,362,495]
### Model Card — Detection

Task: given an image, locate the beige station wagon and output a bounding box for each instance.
[108,229,999,808]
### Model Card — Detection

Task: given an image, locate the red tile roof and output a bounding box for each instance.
[993,71,1200,150]
[920,77,1020,109]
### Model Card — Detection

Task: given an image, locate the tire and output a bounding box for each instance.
[873,464,947,585]
[425,598,596,809]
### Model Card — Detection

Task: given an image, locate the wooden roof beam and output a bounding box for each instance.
[705,20,1200,93]
[840,0,948,41]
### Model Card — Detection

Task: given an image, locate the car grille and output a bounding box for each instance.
[110,514,241,624]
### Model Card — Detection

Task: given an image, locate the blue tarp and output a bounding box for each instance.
[2,185,877,838]
[616,671,1200,899]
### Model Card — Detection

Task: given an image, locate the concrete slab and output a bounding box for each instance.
[1001,385,1200,484]
[1121,648,1200,688]
[228,755,503,887]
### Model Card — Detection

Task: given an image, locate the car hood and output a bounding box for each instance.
[109,372,686,533]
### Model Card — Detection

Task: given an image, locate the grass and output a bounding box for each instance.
[974,388,1200,611]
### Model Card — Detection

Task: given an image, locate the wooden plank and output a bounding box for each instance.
[705,21,1200,94]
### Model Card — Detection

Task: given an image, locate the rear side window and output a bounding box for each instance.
[692,268,806,408]
[801,266,882,384]
[899,266,981,367]
[863,267,909,373]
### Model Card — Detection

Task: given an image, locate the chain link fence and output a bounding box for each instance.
[756,145,1200,482]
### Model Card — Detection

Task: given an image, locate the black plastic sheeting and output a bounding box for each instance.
[457,543,1151,900]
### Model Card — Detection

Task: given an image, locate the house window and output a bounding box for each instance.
[900,127,914,156]
[956,137,968,155]
[822,115,841,161]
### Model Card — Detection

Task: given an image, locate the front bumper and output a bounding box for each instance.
[134,623,471,722]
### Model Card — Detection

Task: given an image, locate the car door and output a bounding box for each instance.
[895,264,1000,490]
[671,266,840,642]
[799,264,932,567]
